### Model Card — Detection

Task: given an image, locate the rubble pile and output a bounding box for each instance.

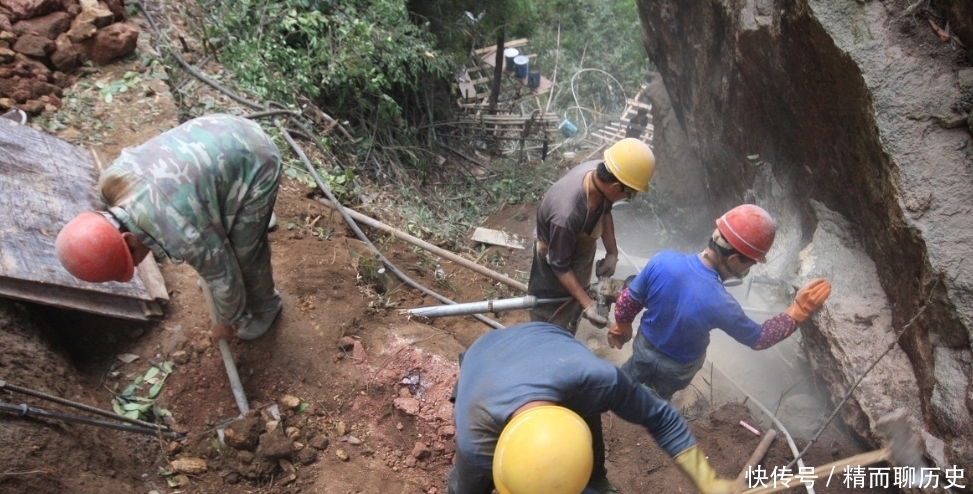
[0,0,139,114]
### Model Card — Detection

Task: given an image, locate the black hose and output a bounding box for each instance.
[275,121,504,330]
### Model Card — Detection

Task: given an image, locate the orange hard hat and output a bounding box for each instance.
[715,205,776,263]
[55,212,135,283]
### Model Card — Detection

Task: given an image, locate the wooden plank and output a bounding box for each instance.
[0,276,158,321]
[457,81,478,99]
[471,227,525,250]
[0,119,164,320]
[473,38,529,55]
[626,99,653,111]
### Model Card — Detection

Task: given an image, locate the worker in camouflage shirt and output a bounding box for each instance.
[55,114,283,342]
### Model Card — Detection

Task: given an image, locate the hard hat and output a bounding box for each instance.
[493,406,593,494]
[603,138,655,193]
[715,204,776,263]
[55,212,135,283]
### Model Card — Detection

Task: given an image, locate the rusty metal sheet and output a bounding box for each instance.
[0,119,165,319]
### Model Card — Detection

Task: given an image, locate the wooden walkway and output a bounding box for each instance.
[0,119,167,320]
[588,84,654,145]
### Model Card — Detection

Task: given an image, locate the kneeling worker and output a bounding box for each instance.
[449,322,742,494]
[55,114,283,343]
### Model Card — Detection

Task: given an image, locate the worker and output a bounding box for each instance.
[608,204,832,400]
[448,321,742,494]
[55,114,283,343]
[625,108,649,139]
[528,137,655,333]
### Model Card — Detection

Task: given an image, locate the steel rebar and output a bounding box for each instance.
[0,400,182,439]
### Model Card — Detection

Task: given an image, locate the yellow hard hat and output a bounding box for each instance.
[493,406,593,494]
[603,138,655,192]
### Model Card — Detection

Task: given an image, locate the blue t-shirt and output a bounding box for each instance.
[453,322,695,471]
[630,250,762,363]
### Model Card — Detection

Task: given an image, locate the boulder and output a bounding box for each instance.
[50,34,77,71]
[0,0,61,21]
[12,32,53,56]
[11,10,69,38]
[635,0,973,482]
[79,20,135,65]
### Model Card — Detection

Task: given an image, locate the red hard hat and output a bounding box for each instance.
[715,205,776,263]
[55,212,135,283]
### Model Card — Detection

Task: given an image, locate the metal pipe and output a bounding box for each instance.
[0,400,182,439]
[406,296,571,318]
[0,379,172,432]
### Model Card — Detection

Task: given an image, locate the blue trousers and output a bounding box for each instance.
[621,332,705,401]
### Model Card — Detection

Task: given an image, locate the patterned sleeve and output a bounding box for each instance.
[752,313,800,350]
[613,287,644,323]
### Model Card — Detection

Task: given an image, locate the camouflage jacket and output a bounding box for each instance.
[99,114,282,326]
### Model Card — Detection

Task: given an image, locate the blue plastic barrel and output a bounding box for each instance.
[513,55,529,79]
[527,69,541,89]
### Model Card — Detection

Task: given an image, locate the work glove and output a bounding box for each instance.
[595,253,618,278]
[582,303,609,328]
[784,278,832,323]
[673,445,745,494]
[211,322,235,343]
[607,322,633,349]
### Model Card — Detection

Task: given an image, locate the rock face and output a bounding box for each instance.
[636,0,972,481]
[0,0,135,114]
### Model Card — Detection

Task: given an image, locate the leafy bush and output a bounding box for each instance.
[200,0,449,125]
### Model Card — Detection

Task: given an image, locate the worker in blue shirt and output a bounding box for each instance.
[448,322,742,494]
[609,204,832,400]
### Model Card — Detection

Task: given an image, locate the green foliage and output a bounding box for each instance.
[201,0,449,122]
[409,0,539,58]
[284,159,362,205]
[111,361,174,422]
[529,0,651,115]
[395,156,558,247]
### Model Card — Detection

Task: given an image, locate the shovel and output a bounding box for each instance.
[198,279,249,416]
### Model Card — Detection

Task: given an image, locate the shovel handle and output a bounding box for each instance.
[742,448,889,494]
[219,340,250,415]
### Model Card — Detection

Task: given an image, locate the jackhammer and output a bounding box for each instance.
[404,277,632,319]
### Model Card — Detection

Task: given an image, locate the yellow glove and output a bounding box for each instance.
[784,278,832,323]
[673,445,744,494]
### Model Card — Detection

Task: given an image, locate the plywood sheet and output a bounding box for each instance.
[471,227,525,250]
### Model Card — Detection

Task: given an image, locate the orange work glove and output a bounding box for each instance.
[607,322,633,349]
[784,278,831,323]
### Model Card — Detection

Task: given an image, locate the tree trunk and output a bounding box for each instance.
[489,33,504,114]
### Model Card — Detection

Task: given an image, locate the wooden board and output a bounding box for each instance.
[471,227,525,250]
[0,119,167,320]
